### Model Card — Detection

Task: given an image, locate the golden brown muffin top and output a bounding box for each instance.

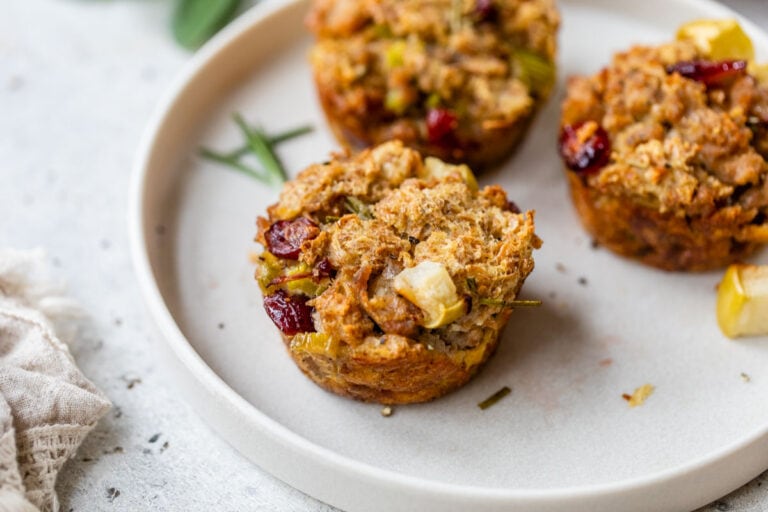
[562,41,768,227]
[257,141,539,351]
[308,0,558,59]
[308,0,559,140]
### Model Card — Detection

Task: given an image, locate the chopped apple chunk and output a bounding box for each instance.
[677,19,754,61]
[717,264,768,339]
[393,261,466,329]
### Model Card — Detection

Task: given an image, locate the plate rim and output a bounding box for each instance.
[129,0,768,509]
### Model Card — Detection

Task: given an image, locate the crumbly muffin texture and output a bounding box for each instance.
[255,141,539,403]
[562,40,768,271]
[308,0,559,170]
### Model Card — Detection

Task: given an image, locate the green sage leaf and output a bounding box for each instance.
[173,0,243,50]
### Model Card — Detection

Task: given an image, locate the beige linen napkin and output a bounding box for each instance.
[0,249,111,512]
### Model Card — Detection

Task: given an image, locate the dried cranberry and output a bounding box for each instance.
[426,108,458,145]
[666,60,747,88]
[265,217,319,260]
[263,289,315,336]
[313,258,336,279]
[504,201,521,214]
[558,121,611,176]
[474,0,498,23]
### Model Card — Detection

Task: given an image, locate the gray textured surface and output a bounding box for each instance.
[0,1,766,511]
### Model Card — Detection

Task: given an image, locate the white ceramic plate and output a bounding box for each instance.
[130,1,768,511]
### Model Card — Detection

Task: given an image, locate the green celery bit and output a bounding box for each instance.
[344,197,374,220]
[425,93,442,109]
[513,49,555,93]
[385,88,409,115]
[385,41,406,68]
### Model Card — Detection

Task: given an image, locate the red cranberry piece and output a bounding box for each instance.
[666,60,747,88]
[474,0,498,22]
[558,121,611,176]
[313,258,336,279]
[265,217,319,260]
[263,289,316,336]
[426,108,458,145]
[504,200,521,214]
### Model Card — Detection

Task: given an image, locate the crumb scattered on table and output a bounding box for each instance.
[106,487,121,503]
[380,406,393,417]
[741,372,751,383]
[121,375,142,390]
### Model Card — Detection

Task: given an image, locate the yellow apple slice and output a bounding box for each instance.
[393,261,467,329]
[717,264,768,339]
[677,19,754,61]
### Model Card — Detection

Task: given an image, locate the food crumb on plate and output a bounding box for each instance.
[622,384,655,407]
[741,372,751,383]
[380,406,394,417]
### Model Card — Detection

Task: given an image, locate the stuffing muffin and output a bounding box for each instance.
[559,22,768,271]
[254,141,539,404]
[307,0,559,171]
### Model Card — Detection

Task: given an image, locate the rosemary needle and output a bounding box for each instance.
[478,386,511,410]
[200,116,313,187]
[198,148,268,182]
[233,113,287,186]
[227,124,314,160]
[478,298,543,308]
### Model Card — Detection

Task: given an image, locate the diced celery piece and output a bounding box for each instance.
[513,49,555,93]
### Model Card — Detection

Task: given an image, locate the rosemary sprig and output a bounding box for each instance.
[199,147,268,182]
[233,114,286,186]
[478,298,543,308]
[226,124,314,160]
[200,115,313,187]
[478,386,511,410]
